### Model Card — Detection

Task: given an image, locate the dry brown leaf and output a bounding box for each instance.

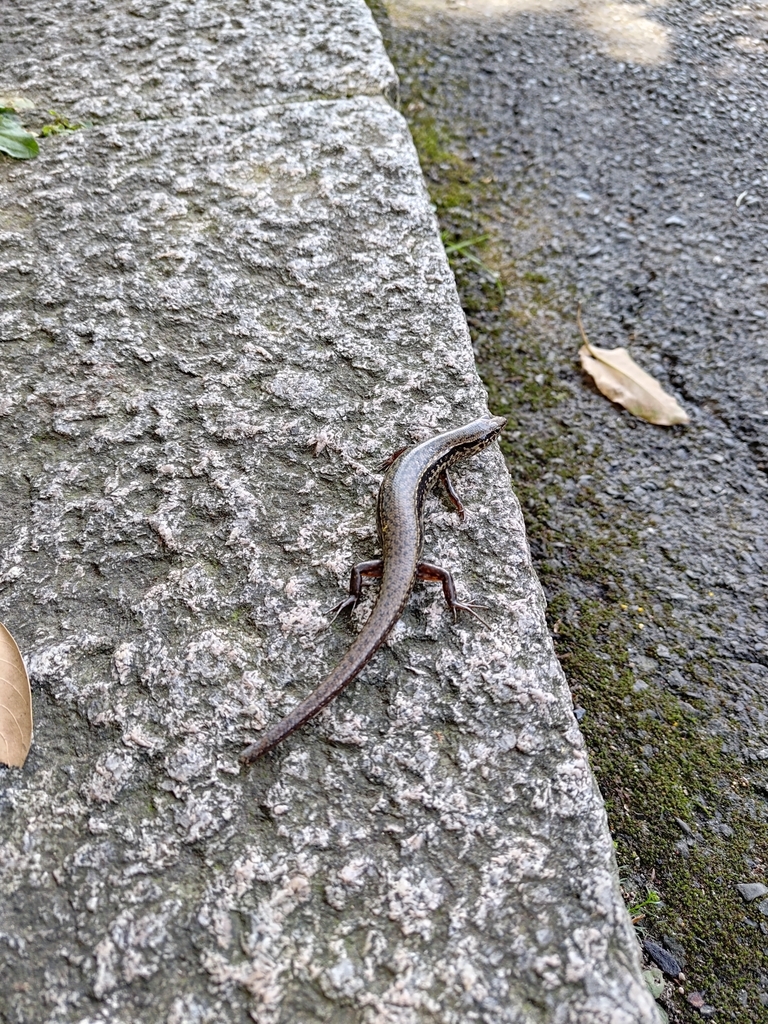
[0,622,33,768]
[578,309,689,426]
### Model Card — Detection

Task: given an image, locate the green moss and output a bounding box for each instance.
[408,116,445,163]
[567,594,768,1017]
[369,3,768,1019]
[409,115,475,213]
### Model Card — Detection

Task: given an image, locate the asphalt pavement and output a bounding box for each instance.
[372,1,768,1021]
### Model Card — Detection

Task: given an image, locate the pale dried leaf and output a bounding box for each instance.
[0,95,36,112]
[577,309,689,426]
[0,622,33,768]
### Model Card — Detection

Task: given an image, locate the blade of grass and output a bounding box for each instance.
[443,234,489,253]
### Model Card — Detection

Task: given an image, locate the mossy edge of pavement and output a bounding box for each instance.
[366,3,768,1021]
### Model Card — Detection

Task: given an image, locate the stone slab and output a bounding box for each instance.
[0,97,657,1022]
[0,0,398,121]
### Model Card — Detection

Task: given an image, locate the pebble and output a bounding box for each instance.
[643,939,682,978]
[634,655,658,674]
[736,882,768,902]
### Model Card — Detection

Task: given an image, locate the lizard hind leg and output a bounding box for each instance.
[326,559,384,624]
[416,561,490,627]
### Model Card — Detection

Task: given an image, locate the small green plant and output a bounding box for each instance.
[628,889,663,922]
[0,103,89,160]
[441,231,504,296]
[41,110,90,137]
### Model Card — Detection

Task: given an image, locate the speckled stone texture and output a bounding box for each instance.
[0,0,398,119]
[0,3,658,1024]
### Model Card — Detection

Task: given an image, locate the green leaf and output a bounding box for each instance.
[0,112,39,160]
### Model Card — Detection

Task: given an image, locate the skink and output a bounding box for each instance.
[241,414,507,763]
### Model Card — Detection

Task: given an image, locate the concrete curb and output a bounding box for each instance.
[0,2,659,1021]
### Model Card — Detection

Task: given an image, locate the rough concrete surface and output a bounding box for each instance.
[0,0,397,119]
[0,2,658,1022]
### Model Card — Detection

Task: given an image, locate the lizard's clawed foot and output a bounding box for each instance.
[325,594,357,626]
[451,601,491,628]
